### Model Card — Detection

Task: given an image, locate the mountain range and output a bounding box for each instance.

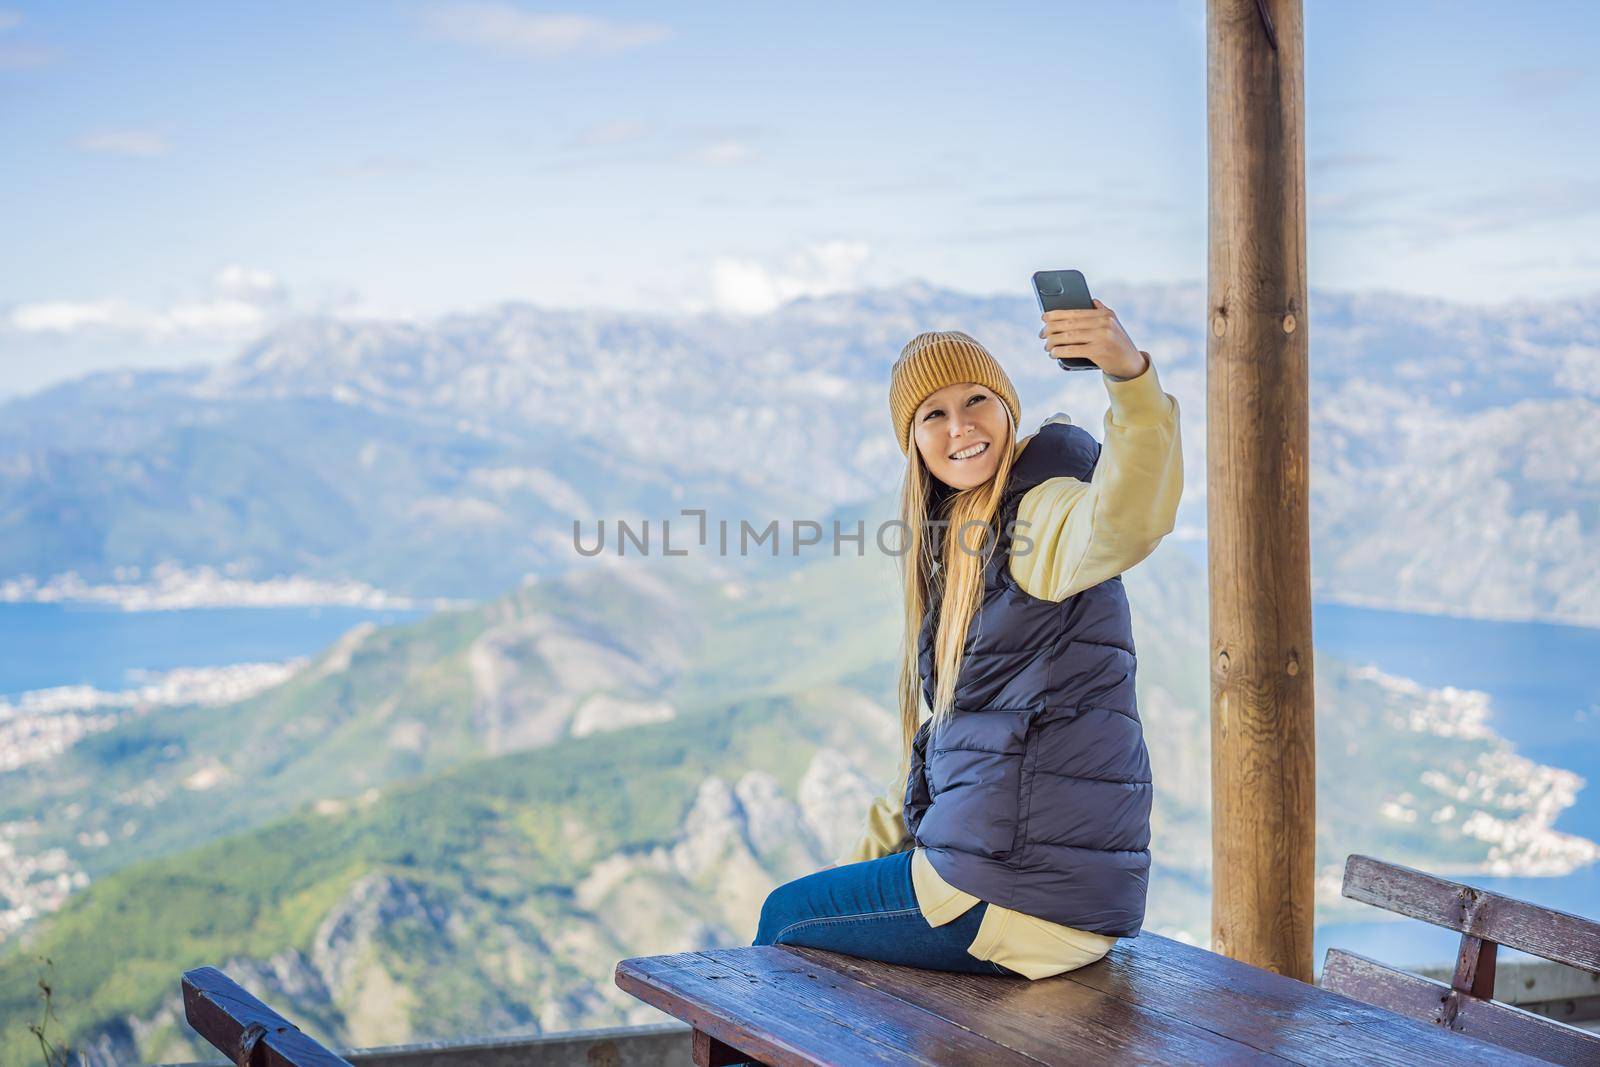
[2,282,1596,1062]
[2,282,1596,621]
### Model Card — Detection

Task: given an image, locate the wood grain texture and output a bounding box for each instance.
[1205,0,1318,983]
[616,936,1548,1066]
[1322,949,1600,1066]
[616,946,1040,1066]
[1342,853,1600,972]
[181,966,352,1067]
[807,946,1286,1065]
[1325,854,1600,1063]
[1061,930,1544,1065]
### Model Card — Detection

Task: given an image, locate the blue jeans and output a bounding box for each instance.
[752,849,1019,977]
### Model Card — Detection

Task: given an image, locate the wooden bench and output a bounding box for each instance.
[181,966,352,1067]
[617,927,1550,1065]
[1322,852,1600,1066]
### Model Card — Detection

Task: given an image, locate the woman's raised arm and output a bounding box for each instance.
[1007,357,1183,602]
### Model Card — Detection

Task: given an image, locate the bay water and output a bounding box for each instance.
[3,597,1593,970]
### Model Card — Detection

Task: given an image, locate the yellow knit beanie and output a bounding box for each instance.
[889,330,1021,456]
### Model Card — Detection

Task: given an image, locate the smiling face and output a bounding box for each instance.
[912,381,1011,490]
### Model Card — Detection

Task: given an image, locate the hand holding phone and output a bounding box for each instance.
[1033,270,1148,378]
[1032,269,1098,371]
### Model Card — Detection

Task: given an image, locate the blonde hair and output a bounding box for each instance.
[892,396,1020,775]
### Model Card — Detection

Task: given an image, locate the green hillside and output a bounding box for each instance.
[0,560,739,880]
[0,686,841,1065]
[2,544,1592,1063]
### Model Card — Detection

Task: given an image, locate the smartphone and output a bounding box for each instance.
[1032,269,1098,370]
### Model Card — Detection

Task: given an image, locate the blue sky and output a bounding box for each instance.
[1,1,1596,395]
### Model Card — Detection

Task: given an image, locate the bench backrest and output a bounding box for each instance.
[1321,853,1600,1066]
[181,966,352,1067]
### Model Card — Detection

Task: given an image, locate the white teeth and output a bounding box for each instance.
[950,442,989,460]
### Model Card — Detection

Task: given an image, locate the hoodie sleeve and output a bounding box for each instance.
[1007,357,1183,602]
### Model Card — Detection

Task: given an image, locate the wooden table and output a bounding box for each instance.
[615,931,1554,1065]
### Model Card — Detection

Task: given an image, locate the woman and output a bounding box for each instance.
[752,299,1183,980]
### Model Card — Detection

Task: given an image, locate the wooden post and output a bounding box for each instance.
[1205,0,1316,982]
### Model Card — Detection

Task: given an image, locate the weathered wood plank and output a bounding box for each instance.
[618,935,1551,1067]
[789,945,1290,1065]
[1062,931,1550,1066]
[181,966,352,1067]
[1323,948,1600,1067]
[1450,932,1497,1002]
[1342,853,1600,973]
[616,947,1048,1066]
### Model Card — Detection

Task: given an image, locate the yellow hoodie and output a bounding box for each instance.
[834,354,1183,979]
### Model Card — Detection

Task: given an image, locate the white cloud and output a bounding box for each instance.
[689,139,756,167]
[320,289,426,324]
[6,265,286,341]
[11,300,138,334]
[164,300,270,332]
[1555,344,1600,398]
[9,297,265,339]
[704,240,873,315]
[213,264,286,303]
[73,130,170,157]
[423,4,671,58]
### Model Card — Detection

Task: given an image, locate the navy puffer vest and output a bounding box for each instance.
[904,419,1152,937]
